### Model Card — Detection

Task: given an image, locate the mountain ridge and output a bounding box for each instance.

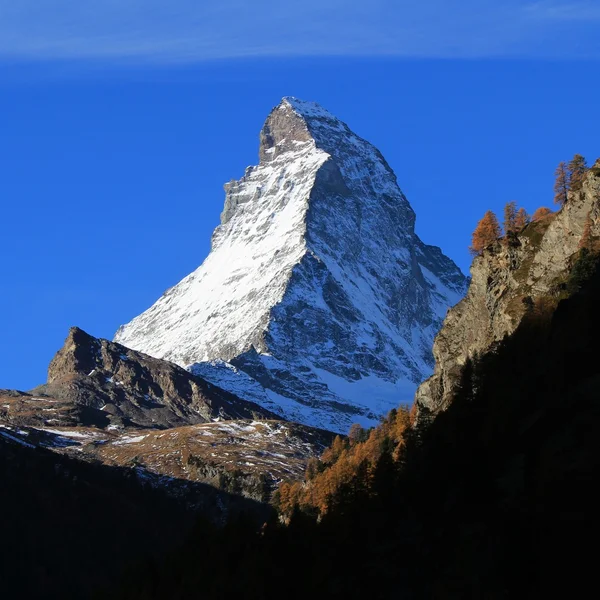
[115,97,467,433]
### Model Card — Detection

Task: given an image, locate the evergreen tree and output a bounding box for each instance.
[515,207,530,230]
[469,210,502,256]
[569,154,588,192]
[503,201,518,236]
[554,161,570,205]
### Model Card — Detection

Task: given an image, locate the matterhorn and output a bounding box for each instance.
[115,97,467,433]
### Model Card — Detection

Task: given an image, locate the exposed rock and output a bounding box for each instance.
[1,327,332,500]
[416,159,600,415]
[6,326,278,430]
[115,97,467,433]
[0,419,333,503]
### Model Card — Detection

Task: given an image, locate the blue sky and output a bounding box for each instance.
[1,1,600,61]
[1,1,599,389]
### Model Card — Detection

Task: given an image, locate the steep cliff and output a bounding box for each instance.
[416,158,600,415]
[115,97,467,433]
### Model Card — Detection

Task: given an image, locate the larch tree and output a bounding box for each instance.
[554,161,570,206]
[515,207,530,230]
[568,154,588,192]
[348,423,367,445]
[469,210,502,256]
[503,201,518,236]
[532,207,553,221]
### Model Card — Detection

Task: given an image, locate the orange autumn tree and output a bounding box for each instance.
[276,407,411,517]
[469,210,502,256]
[532,207,553,221]
[569,154,588,192]
[554,161,570,206]
[503,201,518,236]
[515,207,530,230]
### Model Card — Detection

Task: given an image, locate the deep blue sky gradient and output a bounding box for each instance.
[1,57,599,389]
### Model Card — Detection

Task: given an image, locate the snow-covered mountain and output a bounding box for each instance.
[115,97,467,433]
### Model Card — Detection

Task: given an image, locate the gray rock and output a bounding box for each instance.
[415,159,600,416]
[115,97,468,433]
[23,326,279,429]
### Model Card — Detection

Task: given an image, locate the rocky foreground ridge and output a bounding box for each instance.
[416,159,600,416]
[0,328,332,503]
[115,97,467,433]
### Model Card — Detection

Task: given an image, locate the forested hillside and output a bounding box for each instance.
[111,245,600,599]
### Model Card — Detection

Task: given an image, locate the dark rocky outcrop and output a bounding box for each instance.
[0,328,331,505]
[4,327,278,430]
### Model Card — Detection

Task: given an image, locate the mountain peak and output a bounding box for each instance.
[281,97,338,121]
[115,101,467,432]
[258,98,316,163]
[48,326,100,384]
[258,97,350,163]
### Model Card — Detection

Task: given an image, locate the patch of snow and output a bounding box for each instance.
[113,435,146,445]
[0,427,35,448]
[114,98,467,433]
[39,428,94,439]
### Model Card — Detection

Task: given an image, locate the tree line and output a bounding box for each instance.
[469,153,589,256]
[110,247,600,599]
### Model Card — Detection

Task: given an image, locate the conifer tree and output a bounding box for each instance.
[532,207,553,221]
[554,161,570,205]
[503,201,518,235]
[569,154,588,192]
[515,207,530,230]
[469,210,502,256]
[348,423,367,444]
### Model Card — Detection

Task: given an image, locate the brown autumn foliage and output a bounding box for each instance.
[469,210,502,256]
[569,154,588,192]
[554,161,570,206]
[348,423,368,444]
[276,407,411,516]
[515,207,530,230]
[503,201,518,235]
[532,207,553,222]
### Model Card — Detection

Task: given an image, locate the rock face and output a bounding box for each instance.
[416,159,600,416]
[23,326,278,429]
[1,327,332,500]
[115,97,467,433]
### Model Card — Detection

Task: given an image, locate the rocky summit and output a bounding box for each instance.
[115,97,467,433]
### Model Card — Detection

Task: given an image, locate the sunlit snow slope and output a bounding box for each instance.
[115,98,467,433]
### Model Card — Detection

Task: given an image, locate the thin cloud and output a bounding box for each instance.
[0,0,598,64]
[525,1,600,21]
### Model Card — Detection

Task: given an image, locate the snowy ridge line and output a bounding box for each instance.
[115,98,467,433]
